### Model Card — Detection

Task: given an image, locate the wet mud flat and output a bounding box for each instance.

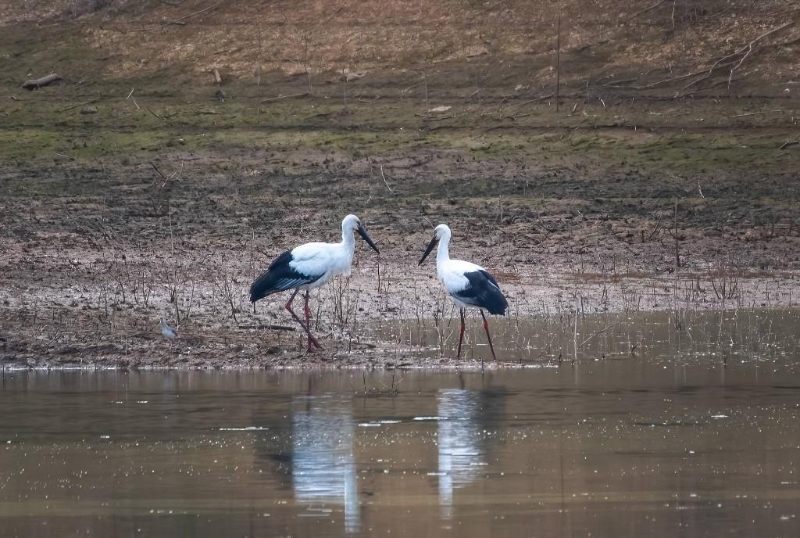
[1,145,800,369]
[1,260,799,368]
[1,0,800,368]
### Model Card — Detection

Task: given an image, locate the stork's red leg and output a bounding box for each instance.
[480,310,497,361]
[456,308,466,359]
[304,290,314,352]
[284,289,323,350]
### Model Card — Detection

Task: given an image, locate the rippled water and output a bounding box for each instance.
[2,311,800,537]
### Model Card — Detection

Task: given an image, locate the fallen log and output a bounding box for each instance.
[22,74,62,91]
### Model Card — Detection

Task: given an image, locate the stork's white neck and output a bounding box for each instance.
[436,229,452,267]
[341,224,356,252]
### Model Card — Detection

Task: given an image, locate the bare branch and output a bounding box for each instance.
[260,92,310,103]
[150,162,168,181]
[380,165,395,194]
[146,107,166,121]
[625,0,667,23]
[163,0,227,26]
[779,140,799,150]
[682,21,795,93]
[57,98,99,113]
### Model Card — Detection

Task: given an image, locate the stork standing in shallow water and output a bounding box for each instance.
[250,215,379,351]
[419,224,508,361]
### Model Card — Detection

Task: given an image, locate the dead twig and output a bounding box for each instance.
[732,110,782,118]
[379,165,395,194]
[555,9,561,111]
[602,70,705,91]
[681,21,795,93]
[594,76,638,88]
[670,198,680,269]
[150,162,168,181]
[236,324,296,332]
[210,68,222,85]
[578,321,622,348]
[414,113,455,121]
[504,93,555,119]
[125,87,140,109]
[163,0,226,25]
[625,0,667,23]
[260,92,309,103]
[146,107,166,121]
[58,98,99,113]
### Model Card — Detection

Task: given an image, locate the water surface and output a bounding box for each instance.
[2,310,800,537]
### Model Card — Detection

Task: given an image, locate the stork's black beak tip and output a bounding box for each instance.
[419,235,438,265]
[357,225,380,254]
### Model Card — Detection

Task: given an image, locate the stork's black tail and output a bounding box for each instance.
[463,270,508,315]
[482,285,509,316]
[249,271,278,303]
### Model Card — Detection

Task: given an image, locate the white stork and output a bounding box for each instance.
[250,214,379,351]
[419,224,508,361]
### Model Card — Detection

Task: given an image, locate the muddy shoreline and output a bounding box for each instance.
[2,137,800,369]
[3,142,800,369]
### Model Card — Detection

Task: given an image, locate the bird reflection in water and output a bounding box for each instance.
[292,395,360,533]
[437,387,506,520]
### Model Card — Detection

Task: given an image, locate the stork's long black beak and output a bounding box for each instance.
[419,235,438,265]
[357,225,380,254]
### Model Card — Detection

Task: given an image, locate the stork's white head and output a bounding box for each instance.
[432,224,451,240]
[419,224,451,265]
[341,214,380,253]
[342,214,361,233]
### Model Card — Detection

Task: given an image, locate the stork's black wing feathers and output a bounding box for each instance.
[249,250,321,303]
[452,270,508,315]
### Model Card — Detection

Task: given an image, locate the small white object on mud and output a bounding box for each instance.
[160,319,177,339]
